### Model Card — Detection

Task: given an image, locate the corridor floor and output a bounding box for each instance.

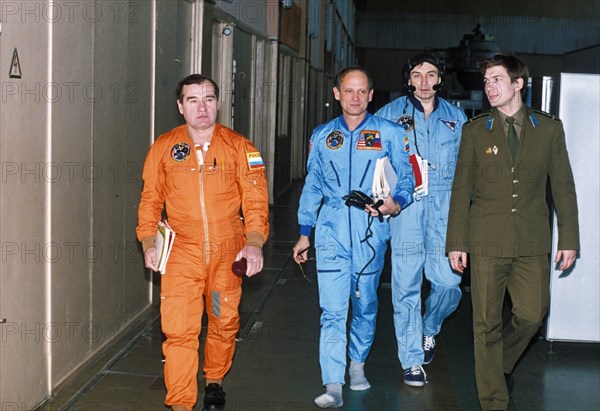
[38,183,600,411]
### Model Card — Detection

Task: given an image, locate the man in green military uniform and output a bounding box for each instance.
[445,54,579,411]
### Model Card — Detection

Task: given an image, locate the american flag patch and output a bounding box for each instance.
[357,130,382,150]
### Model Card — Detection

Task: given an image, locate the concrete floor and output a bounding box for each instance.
[38,183,600,411]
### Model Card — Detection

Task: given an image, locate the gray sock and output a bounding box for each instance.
[349,361,371,391]
[314,383,343,408]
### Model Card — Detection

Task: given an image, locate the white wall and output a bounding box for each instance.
[0,0,175,406]
[0,0,50,403]
[546,73,600,342]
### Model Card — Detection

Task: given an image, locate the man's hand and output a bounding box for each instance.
[235,245,264,277]
[144,247,158,271]
[448,250,467,274]
[293,235,310,264]
[365,195,400,217]
[555,250,577,271]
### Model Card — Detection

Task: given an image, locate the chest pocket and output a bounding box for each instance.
[437,136,460,181]
[164,164,196,196]
[203,161,240,197]
[324,160,342,187]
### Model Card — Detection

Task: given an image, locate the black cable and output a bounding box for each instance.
[411,104,428,161]
[355,214,377,299]
[404,99,434,171]
[290,245,312,283]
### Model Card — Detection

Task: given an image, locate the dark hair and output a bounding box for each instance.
[333,67,374,91]
[402,53,445,84]
[480,54,529,97]
[176,74,220,101]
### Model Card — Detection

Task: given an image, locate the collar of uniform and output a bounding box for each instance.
[408,94,439,113]
[496,105,526,127]
[339,112,371,131]
[494,105,526,137]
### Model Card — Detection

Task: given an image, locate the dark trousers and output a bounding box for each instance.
[470,254,550,410]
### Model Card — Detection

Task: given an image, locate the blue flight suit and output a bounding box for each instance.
[298,113,414,385]
[376,95,467,369]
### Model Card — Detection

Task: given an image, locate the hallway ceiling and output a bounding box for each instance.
[356,0,599,20]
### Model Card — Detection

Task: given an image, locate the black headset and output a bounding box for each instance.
[402,53,445,93]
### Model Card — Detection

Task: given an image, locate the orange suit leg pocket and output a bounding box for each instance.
[161,275,204,335]
[204,285,242,380]
[161,292,190,337]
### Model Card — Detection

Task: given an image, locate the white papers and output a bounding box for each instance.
[155,220,175,274]
[372,156,398,201]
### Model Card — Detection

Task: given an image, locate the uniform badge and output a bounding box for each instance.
[485,146,499,155]
[403,136,410,152]
[397,115,414,133]
[440,118,458,132]
[246,151,265,169]
[171,143,191,162]
[357,130,382,150]
[326,130,344,150]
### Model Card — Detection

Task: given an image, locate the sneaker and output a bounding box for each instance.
[403,365,427,387]
[203,383,226,411]
[423,335,436,365]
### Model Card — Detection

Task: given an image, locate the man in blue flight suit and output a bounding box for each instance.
[376,54,467,387]
[293,67,414,408]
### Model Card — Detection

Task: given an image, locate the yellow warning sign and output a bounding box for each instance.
[9,48,22,79]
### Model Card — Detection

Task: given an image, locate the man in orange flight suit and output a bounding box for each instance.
[136,74,269,411]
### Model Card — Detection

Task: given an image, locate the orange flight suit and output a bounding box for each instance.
[136,123,269,409]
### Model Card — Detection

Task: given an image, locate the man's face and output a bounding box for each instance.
[333,70,373,118]
[409,62,440,101]
[177,82,218,131]
[483,65,523,108]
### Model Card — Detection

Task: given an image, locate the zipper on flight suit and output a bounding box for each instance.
[199,165,210,264]
[191,136,211,265]
[348,129,354,249]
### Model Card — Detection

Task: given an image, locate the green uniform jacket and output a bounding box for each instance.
[446,106,580,258]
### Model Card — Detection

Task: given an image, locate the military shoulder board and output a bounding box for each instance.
[531,109,560,122]
[465,111,490,125]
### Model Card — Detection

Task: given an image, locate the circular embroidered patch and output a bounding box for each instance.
[326,130,344,150]
[398,115,414,132]
[171,143,191,162]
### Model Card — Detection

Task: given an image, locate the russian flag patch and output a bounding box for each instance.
[246,151,265,169]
